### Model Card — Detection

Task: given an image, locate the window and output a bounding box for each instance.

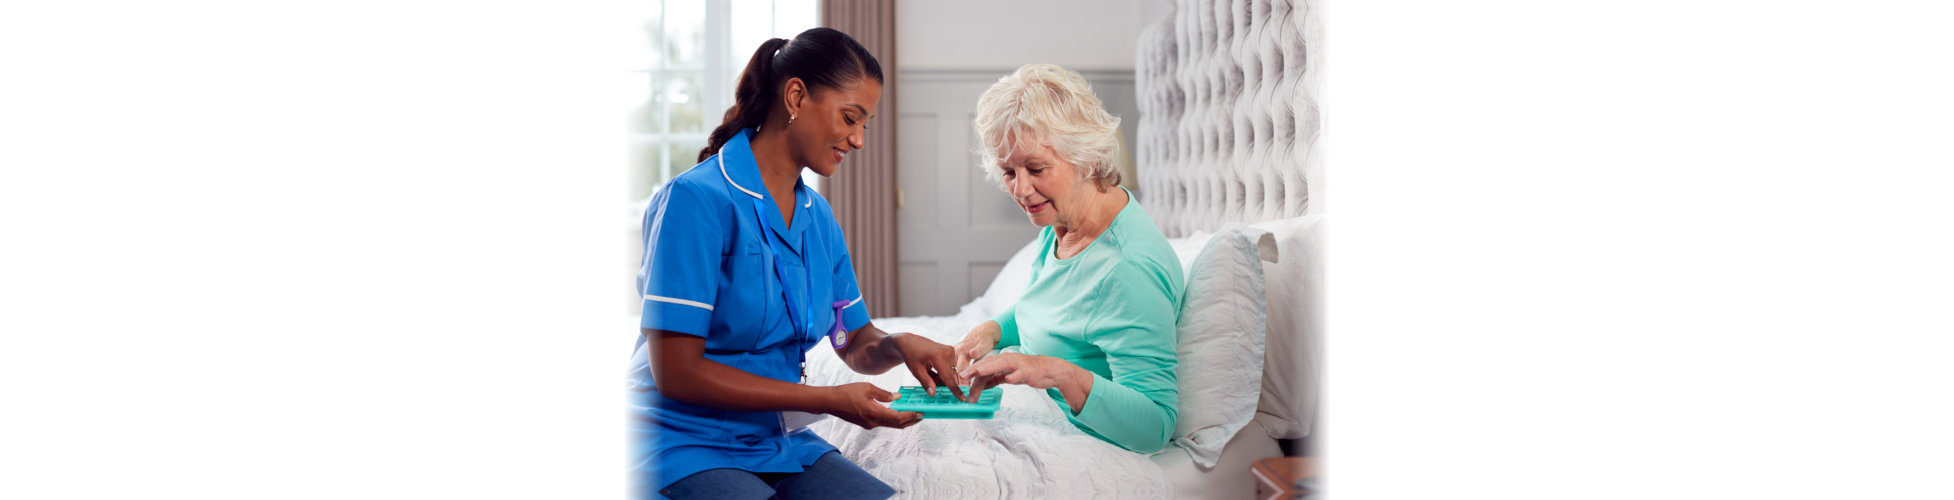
[629,0,822,202]
[629,1,822,315]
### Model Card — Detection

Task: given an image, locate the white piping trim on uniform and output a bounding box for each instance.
[803,197,811,208]
[845,295,863,308]
[645,294,714,311]
[717,154,764,199]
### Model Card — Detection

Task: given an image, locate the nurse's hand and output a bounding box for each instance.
[823,382,923,430]
[891,332,967,401]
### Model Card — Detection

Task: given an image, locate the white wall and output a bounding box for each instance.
[897,0,1170,71]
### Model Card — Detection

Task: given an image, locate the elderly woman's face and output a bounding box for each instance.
[997,145,1091,229]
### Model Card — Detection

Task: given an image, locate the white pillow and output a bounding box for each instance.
[1247,215,1325,440]
[963,237,1044,319]
[1165,230,1215,275]
[1169,223,1274,468]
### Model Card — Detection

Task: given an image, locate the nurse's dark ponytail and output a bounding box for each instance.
[698,27,883,163]
[700,38,788,163]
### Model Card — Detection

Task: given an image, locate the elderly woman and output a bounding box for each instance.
[952,64,1185,454]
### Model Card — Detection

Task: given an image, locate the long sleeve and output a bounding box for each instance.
[992,303,1022,349]
[1060,261,1181,454]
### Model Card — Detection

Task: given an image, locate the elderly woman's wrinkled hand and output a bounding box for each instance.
[951,322,1001,375]
[956,352,1086,404]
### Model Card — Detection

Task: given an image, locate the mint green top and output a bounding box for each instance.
[992,189,1184,454]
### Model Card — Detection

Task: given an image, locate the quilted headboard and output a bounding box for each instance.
[1136,0,1325,442]
[1136,0,1322,237]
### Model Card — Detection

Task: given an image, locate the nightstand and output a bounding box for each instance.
[1250,456,1319,499]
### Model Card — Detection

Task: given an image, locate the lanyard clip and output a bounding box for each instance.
[828,300,852,349]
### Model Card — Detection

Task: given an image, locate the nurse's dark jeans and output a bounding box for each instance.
[659,451,895,500]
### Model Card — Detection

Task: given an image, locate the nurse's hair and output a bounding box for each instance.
[972,64,1123,190]
[698,27,883,163]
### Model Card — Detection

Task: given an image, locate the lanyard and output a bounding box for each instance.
[749,195,818,381]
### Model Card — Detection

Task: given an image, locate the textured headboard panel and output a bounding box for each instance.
[1136,0,1322,238]
[1137,0,1325,442]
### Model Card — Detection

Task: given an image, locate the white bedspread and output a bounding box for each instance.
[802,312,1173,499]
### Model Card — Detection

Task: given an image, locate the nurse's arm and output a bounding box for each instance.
[837,322,901,374]
[646,329,922,429]
[838,322,967,401]
[647,329,825,411]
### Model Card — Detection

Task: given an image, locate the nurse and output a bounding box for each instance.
[628,28,966,500]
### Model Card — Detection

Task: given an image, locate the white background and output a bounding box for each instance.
[4,1,1952,499]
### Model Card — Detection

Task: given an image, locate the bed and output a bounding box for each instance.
[801,1,1324,497]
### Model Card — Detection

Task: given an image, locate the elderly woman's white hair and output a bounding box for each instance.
[973,64,1123,189]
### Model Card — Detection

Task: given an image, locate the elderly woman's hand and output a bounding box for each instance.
[890,332,967,401]
[957,352,1093,412]
[951,320,1002,374]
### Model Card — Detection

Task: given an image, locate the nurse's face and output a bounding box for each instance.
[791,78,882,178]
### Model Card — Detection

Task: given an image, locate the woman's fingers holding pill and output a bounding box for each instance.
[961,356,1021,402]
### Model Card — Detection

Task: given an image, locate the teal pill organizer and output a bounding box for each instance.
[889,386,1002,419]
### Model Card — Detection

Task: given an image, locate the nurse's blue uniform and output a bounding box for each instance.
[628,129,873,494]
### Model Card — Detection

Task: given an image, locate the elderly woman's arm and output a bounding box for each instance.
[1062,262,1182,454]
[961,261,1183,454]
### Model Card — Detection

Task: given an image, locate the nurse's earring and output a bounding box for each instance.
[788,114,796,127]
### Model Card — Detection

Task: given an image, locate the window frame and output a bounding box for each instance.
[632,0,821,202]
